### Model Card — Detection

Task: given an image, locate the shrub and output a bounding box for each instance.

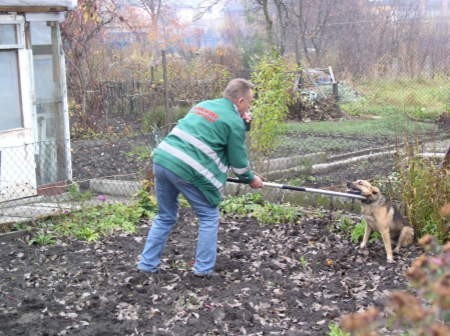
[394,144,449,242]
[339,235,450,335]
[250,52,297,155]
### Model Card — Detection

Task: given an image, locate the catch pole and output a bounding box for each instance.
[226,178,366,201]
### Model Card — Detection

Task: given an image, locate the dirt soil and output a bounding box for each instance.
[0,208,422,336]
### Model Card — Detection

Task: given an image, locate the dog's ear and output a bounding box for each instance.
[371,186,380,194]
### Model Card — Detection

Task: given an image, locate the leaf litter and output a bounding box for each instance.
[0,207,421,335]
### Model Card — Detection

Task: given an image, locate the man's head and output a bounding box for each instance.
[223,78,254,115]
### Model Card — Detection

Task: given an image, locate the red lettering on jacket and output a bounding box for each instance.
[191,106,219,122]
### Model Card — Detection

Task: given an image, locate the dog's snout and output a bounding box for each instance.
[346,182,353,188]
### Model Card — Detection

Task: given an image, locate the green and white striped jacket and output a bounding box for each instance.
[153,97,254,206]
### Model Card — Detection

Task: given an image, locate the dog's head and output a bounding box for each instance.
[346,179,381,202]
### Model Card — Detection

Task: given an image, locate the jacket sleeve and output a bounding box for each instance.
[226,123,255,183]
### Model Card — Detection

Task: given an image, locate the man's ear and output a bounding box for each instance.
[371,186,380,194]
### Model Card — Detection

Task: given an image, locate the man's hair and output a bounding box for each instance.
[223,78,254,101]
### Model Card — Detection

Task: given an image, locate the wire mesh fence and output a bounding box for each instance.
[1,120,448,229]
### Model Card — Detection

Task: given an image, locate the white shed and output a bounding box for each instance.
[0,1,76,201]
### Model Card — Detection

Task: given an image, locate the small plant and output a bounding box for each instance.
[252,203,298,224]
[68,182,92,202]
[29,231,56,245]
[220,193,265,216]
[141,107,166,129]
[135,185,158,218]
[338,218,380,244]
[12,222,32,232]
[339,217,354,234]
[220,193,299,224]
[178,194,189,208]
[350,220,381,244]
[299,255,309,268]
[407,106,432,121]
[127,146,152,161]
[350,221,366,244]
[170,259,189,271]
[327,323,350,336]
[74,227,100,242]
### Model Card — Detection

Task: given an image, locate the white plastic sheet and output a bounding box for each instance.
[0,1,77,10]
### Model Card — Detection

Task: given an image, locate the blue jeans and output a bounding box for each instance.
[138,164,220,275]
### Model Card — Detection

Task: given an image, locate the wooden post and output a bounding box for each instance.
[328,66,338,100]
[332,83,339,100]
[162,50,169,124]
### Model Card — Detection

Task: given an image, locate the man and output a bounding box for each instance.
[137,78,263,277]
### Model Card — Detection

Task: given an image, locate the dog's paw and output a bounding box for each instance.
[359,243,367,249]
[387,257,395,263]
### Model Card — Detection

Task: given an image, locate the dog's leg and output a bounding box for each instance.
[394,227,414,253]
[360,223,372,249]
[380,228,394,263]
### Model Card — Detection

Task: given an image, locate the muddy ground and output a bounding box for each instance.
[0,207,422,336]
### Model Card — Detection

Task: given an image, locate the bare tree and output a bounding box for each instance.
[61,0,119,120]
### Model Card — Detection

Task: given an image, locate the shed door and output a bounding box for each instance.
[30,20,70,187]
[0,15,37,202]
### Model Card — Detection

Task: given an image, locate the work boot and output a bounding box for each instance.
[192,271,222,280]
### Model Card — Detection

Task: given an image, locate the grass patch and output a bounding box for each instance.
[26,188,158,244]
[284,115,437,138]
[274,116,437,157]
[342,78,450,120]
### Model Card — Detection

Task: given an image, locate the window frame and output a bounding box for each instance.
[0,16,25,49]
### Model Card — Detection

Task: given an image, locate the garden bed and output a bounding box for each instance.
[0,208,422,335]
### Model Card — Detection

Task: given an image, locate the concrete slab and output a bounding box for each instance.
[89,179,140,197]
[0,216,31,225]
[0,205,63,217]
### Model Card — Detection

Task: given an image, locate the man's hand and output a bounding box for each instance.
[249,175,263,189]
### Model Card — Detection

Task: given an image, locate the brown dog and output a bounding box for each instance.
[347,180,414,263]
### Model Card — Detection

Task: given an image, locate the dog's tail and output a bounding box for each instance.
[439,203,450,217]
[400,227,415,247]
[441,145,450,170]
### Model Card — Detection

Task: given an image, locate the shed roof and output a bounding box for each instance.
[0,1,77,10]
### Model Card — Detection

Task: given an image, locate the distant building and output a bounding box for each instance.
[369,0,450,18]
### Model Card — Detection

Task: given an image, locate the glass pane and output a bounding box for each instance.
[30,21,51,46]
[0,24,17,45]
[0,51,22,131]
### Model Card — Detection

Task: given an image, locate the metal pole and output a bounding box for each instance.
[227,178,366,200]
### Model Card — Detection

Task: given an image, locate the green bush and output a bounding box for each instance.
[394,145,449,242]
[250,52,297,155]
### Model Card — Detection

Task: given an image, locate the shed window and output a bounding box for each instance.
[0,24,17,45]
[0,50,22,131]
